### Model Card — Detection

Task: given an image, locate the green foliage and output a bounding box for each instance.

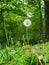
[0,0,45,45]
[0,42,49,65]
[0,0,48,65]
[0,46,36,65]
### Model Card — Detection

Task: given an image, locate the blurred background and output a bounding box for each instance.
[0,0,49,47]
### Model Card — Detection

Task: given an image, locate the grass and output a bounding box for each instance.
[0,42,49,65]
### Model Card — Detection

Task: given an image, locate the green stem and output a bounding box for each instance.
[4,17,9,46]
[23,35,26,45]
[26,27,29,44]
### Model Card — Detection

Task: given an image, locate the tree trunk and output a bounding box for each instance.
[44,1,49,41]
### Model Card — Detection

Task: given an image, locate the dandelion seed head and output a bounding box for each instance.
[23,19,31,27]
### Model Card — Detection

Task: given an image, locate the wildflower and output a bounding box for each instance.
[27,12,32,18]
[23,19,31,27]
[38,55,43,60]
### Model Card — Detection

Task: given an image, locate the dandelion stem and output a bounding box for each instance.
[26,27,29,44]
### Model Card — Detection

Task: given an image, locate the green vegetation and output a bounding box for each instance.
[0,0,45,46]
[0,42,49,65]
[0,0,49,65]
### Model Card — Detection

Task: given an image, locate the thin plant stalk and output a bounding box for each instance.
[26,27,29,44]
[4,17,9,64]
[11,37,14,45]
[9,32,14,45]
[39,60,42,65]
[22,35,26,45]
[4,17,9,46]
